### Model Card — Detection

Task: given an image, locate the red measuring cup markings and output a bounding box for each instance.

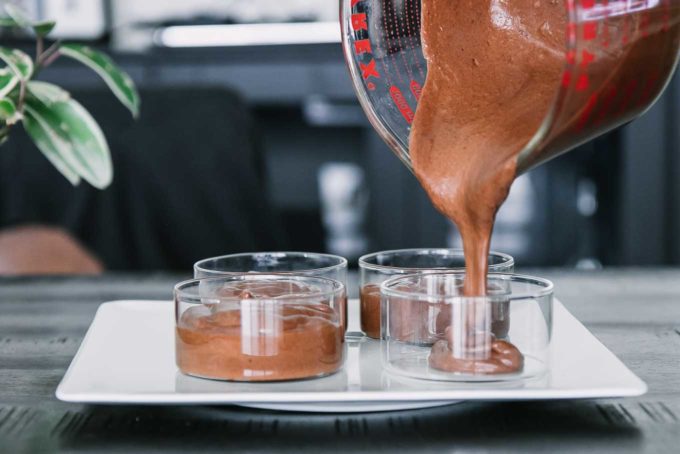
[341,0,680,174]
[536,0,680,171]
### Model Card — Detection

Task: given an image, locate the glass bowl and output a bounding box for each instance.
[381,272,552,382]
[175,275,346,382]
[194,252,348,331]
[359,249,514,339]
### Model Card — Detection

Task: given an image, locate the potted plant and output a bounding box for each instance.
[0,4,139,189]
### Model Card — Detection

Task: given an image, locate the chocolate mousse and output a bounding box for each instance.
[176,281,344,381]
[362,280,510,341]
[362,282,443,343]
[429,328,524,375]
[360,284,381,338]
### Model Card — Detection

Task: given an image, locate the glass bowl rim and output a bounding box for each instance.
[194,251,349,277]
[380,272,553,302]
[358,248,515,273]
[175,274,345,304]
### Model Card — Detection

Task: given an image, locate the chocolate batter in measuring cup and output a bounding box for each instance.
[344,0,680,375]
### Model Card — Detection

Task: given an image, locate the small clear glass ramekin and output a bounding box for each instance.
[381,273,552,382]
[175,275,346,382]
[358,249,514,339]
[194,252,348,331]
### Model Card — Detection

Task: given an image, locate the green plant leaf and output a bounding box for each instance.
[25,89,112,188]
[28,80,70,104]
[60,44,140,118]
[0,97,20,124]
[23,105,81,186]
[0,97,15,118]
[0,16,19,27]
[0,47,33,80]
[54,99,113,188]
[3,5,55,36]
[33,20,55,37]
[4,4,31,28]
[0,67,18,98]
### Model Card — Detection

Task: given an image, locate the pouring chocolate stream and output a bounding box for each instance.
[409,0,567,373]
[411,0,567,296]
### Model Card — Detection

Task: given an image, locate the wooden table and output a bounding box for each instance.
[1,270,678,453]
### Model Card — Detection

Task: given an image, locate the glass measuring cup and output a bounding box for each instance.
[341,0,680,173]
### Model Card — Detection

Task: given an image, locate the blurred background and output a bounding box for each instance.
[0,0,678,274]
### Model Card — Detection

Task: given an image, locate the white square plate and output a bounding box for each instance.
[56,299,646,413]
